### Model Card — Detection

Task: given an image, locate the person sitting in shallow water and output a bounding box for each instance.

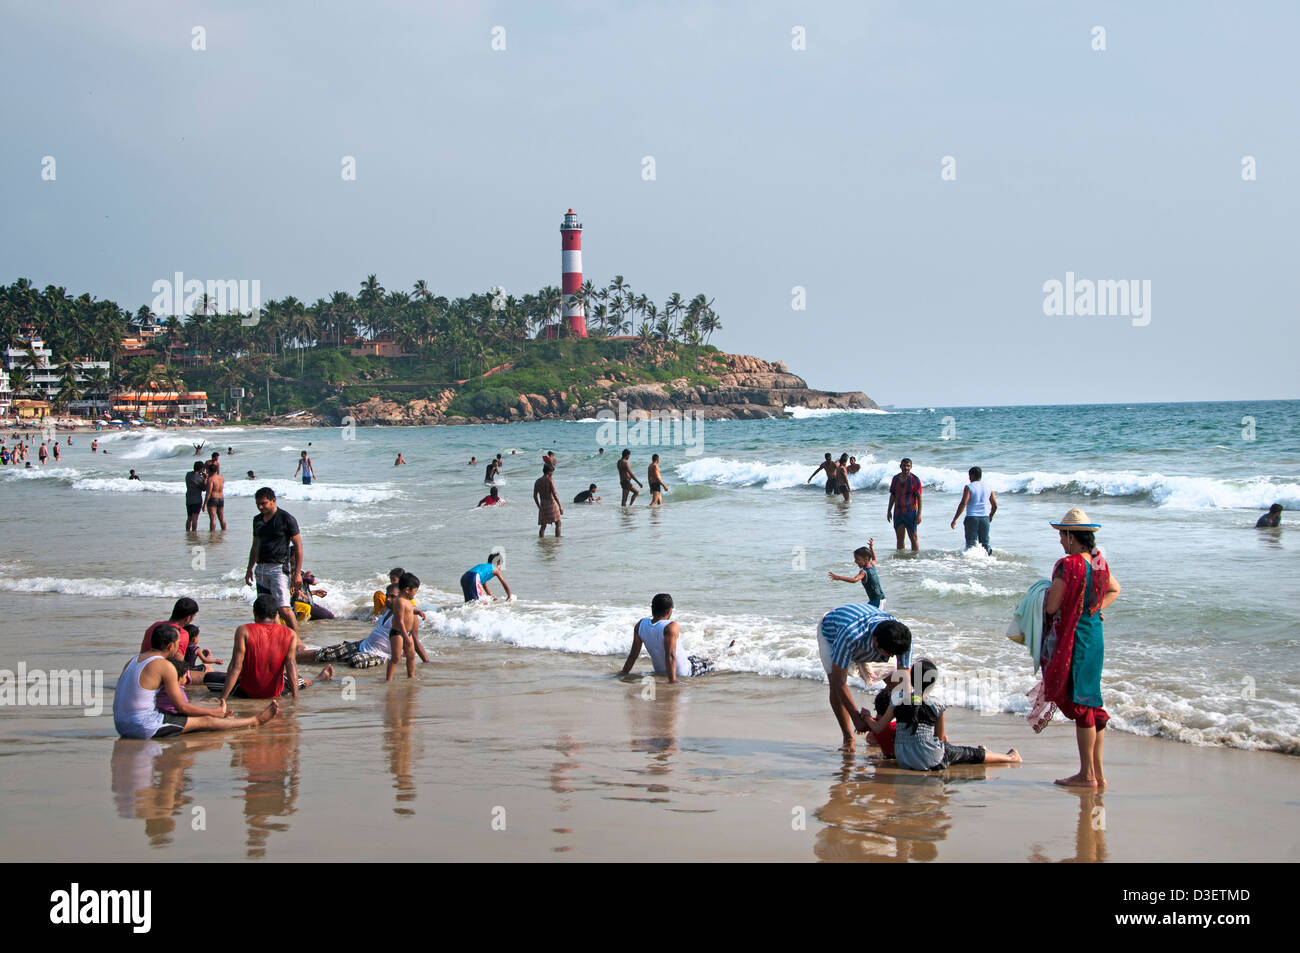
[477,486,502,507]
[1257,504,1283,528]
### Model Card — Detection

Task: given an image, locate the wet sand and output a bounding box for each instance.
[2,630,1297,862]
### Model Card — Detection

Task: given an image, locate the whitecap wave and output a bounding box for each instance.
[783,406,889,418]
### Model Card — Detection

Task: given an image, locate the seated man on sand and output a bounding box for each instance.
[818,603,912,753]
[311,583,400,669]
[113,622,277,738]
[621,593,714,683]
[207,595,333,702]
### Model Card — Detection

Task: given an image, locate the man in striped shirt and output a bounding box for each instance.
[887,457,923,551]
[817,603,913,752]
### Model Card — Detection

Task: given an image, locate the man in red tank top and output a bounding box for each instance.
[218,595,333,702]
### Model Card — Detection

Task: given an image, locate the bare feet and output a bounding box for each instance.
[1006,748,1022,763]
[1055,771,1097,787]
[318,664,335,682]
[838,740,856,754]
[255,700,279,726]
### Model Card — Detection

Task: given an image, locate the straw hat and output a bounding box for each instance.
[1050,508,1101,532]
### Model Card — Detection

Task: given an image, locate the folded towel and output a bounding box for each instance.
[1010,579,1051,674]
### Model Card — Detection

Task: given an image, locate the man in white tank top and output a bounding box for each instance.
[950,466,998,554]
[621,593,714,682]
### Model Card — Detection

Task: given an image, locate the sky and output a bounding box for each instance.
[1,0,1296,407]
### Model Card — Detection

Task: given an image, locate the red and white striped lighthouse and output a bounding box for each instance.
[560,208,587,337]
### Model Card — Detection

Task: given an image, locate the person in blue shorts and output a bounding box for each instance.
[459,552,512,602]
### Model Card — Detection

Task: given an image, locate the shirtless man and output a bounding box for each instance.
[204,461,227,530]
[394,452,407,466]
[807,453,835,492]
[533,464,563,538]
[617,449,641,505]
[831,453,851,502]
[385,573,426,682]
[193,441,205,456]
[647,454,668,506]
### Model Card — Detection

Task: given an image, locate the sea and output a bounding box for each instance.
[2,399,1297,754]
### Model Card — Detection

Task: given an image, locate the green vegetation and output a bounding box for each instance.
[1,275,725,418]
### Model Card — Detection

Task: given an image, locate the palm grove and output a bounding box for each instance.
[0,276,722,418]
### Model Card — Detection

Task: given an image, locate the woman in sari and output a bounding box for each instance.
[1028,508,1121,787]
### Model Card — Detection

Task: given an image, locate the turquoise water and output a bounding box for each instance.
[2,399,1297,752]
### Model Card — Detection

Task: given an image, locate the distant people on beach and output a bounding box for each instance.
[468,456,477,466]
[1030,509,1121,787]
[586,447,606,459]
[828,540,885,609]
[52,442,60,462]
[860,659,1021,770]
[38,443,48,465]
[618,449,641,505]
[484,457,500,484]
[621,593,714,682]
[212,595,333,701]
[460,552,511,602]
[184,461,207,531]
[294,450,315,485]
[847,457,861,475]
[534,463,563,537]
[193,442,204,456]
[817,603,912,752]
[204,461,226,530]
[478,486,502,506]
[245,487,303,633]
[113,621,276,739]
[887,457,922,551]
[246,469,256,479]
[128,469,140,481]
[647,454,668,506]
[91,438,98,453]
[574,483,600,504]
[394,452,407,466]
[950,466,997,554]
[1257,504,1283,528]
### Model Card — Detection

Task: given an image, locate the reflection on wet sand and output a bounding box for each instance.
[384,682,422,816]
[814,757,987,862]
[229,709,301,859]
[1029,790,1108,863]
[110,735,224,847]
[624,678,682,776]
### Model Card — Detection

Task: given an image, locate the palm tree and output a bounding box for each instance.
[358,274,385,339]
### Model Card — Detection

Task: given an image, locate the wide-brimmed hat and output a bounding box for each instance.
[1051,508,1101,532]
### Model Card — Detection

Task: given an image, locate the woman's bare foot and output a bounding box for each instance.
[255,700,279,726]
[318,664,335,682]
[1055,772,1097,787]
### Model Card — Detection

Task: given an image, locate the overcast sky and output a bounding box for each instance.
[2,1,1296,406]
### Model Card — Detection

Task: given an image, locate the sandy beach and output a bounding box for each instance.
[2,630,1296,863]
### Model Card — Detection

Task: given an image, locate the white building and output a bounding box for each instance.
[3,336,110,417]
[0,367,12,418]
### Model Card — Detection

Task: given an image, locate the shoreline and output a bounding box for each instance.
[1,637,1296,862]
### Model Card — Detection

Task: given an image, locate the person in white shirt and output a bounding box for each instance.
[621,593,714,683]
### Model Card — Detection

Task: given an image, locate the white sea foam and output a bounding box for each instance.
[673,457,1300,510]
[783,406,890,418]
[0,574,250,602]
[63,476,399,503]
[919,578,1019,597]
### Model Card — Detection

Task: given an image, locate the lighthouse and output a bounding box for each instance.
[560,208,587,337]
